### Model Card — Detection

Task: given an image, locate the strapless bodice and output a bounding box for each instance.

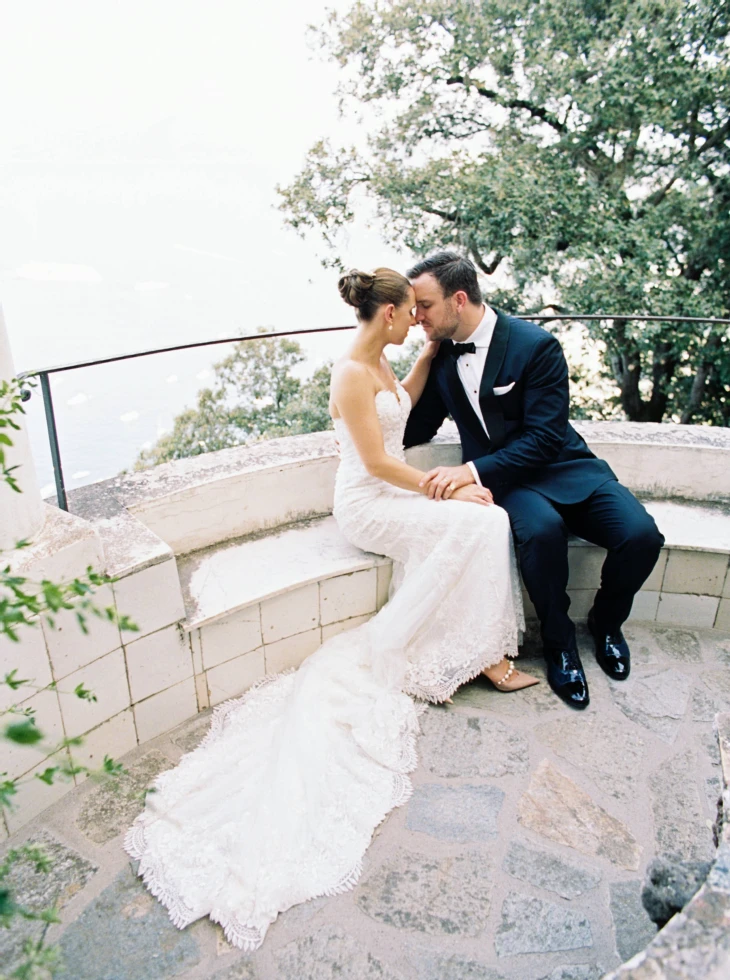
[333,382,412,495]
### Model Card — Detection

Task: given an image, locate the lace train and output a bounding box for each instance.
[125,639,426,950]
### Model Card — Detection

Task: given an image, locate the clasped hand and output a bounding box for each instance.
[419,464,493,505]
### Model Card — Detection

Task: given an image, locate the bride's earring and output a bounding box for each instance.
[388,320,393,331]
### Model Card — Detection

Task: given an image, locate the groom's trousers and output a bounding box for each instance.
[497,480,665,653]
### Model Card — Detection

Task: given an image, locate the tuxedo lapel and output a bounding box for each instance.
[478,312,511,450]
[440,342,488,445]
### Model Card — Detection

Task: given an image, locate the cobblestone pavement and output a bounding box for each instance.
[3,623,728,980]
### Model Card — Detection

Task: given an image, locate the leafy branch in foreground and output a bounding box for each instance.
[1,560,138,644]
[0,845,62,980]
[0,373,135,977]
[0,377,35,493]
[1,558,138,811]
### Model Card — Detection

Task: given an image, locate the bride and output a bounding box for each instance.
[125,267,533,951]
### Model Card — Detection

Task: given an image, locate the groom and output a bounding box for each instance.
[403,251,664,709]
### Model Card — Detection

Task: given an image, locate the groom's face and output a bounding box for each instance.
[410,273,459,341]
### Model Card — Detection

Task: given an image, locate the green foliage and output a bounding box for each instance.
[0,378,34,493]
[0,378,132,978]
[0,845,62,980]
[388,338,422,380]
[4,720,43,746]
[1,563,139,643]
[137,333,334,468]
[72,684,97,703]
[279,0,730,424]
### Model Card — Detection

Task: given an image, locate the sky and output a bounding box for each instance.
[0,0,417,490]
[0,0,410,364]
[0,1,605,493]
[2,1,349,168]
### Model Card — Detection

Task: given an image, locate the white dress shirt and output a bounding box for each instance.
[456,305,497,486]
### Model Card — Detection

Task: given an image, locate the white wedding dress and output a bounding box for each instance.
[125,380,524,950]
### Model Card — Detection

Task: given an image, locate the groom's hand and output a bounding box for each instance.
[419,464,475,501]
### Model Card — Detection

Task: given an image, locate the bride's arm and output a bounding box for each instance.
[397,341,440,406]
[332,363,493,504]
[331,362,434,494]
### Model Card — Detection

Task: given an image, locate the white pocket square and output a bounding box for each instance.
[493,382,516,396]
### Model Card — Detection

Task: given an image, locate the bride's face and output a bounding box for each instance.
[388,288,417,346]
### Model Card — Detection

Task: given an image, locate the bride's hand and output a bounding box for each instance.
[420,463,474,500]
[422,339,441,360]
[449,485,494,506]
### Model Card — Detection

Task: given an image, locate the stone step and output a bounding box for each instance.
[642,498,730,554]
[178,515,389,632]
[178,498,730,635]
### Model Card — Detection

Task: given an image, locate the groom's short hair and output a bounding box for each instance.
[407,251,483,306]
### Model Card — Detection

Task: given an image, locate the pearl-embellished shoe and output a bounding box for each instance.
[484,658,540,692]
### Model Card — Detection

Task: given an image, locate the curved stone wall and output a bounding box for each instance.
[0,423,730,829]
[59,419,730,573]
[3,418,730,978]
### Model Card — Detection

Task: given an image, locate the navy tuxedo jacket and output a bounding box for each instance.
[403,311,616,505]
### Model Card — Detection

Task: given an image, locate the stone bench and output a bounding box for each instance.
[4,421,729,834]
[36,422,730,737]
[177,516,391,706]
[173,498,730,714]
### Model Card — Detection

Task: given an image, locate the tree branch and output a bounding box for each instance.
[645,174,679,208]
[446,76,567,133]
[422,205,458,222]
[697,118,730,156]
[617,124,642,184]
[647,341,675,422]
[469,243,503,275]
[608,320,646,421]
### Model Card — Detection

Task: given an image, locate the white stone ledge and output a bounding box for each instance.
[422,419,730,502]
[176,504,730,658]
[65,432,341,572]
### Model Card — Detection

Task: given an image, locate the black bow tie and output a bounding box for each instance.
[450,342,477,358]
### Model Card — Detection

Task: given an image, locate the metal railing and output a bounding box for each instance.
[16,314,730,513]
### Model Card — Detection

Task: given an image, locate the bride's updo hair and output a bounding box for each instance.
[338,267,410,322]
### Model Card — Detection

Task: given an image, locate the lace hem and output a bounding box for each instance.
[124,767,417,952]
[405,624,523,704]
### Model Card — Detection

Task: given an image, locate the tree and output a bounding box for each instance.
[279,0,730,424]
[136,333,333,469]
[388,338,421,380]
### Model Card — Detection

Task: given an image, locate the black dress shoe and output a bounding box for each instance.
[544,648,590,709]
[587,609,631,681]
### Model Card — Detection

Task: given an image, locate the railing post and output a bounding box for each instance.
[39,372,68,512]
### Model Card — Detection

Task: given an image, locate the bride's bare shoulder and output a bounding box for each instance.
[331,357,373,390]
